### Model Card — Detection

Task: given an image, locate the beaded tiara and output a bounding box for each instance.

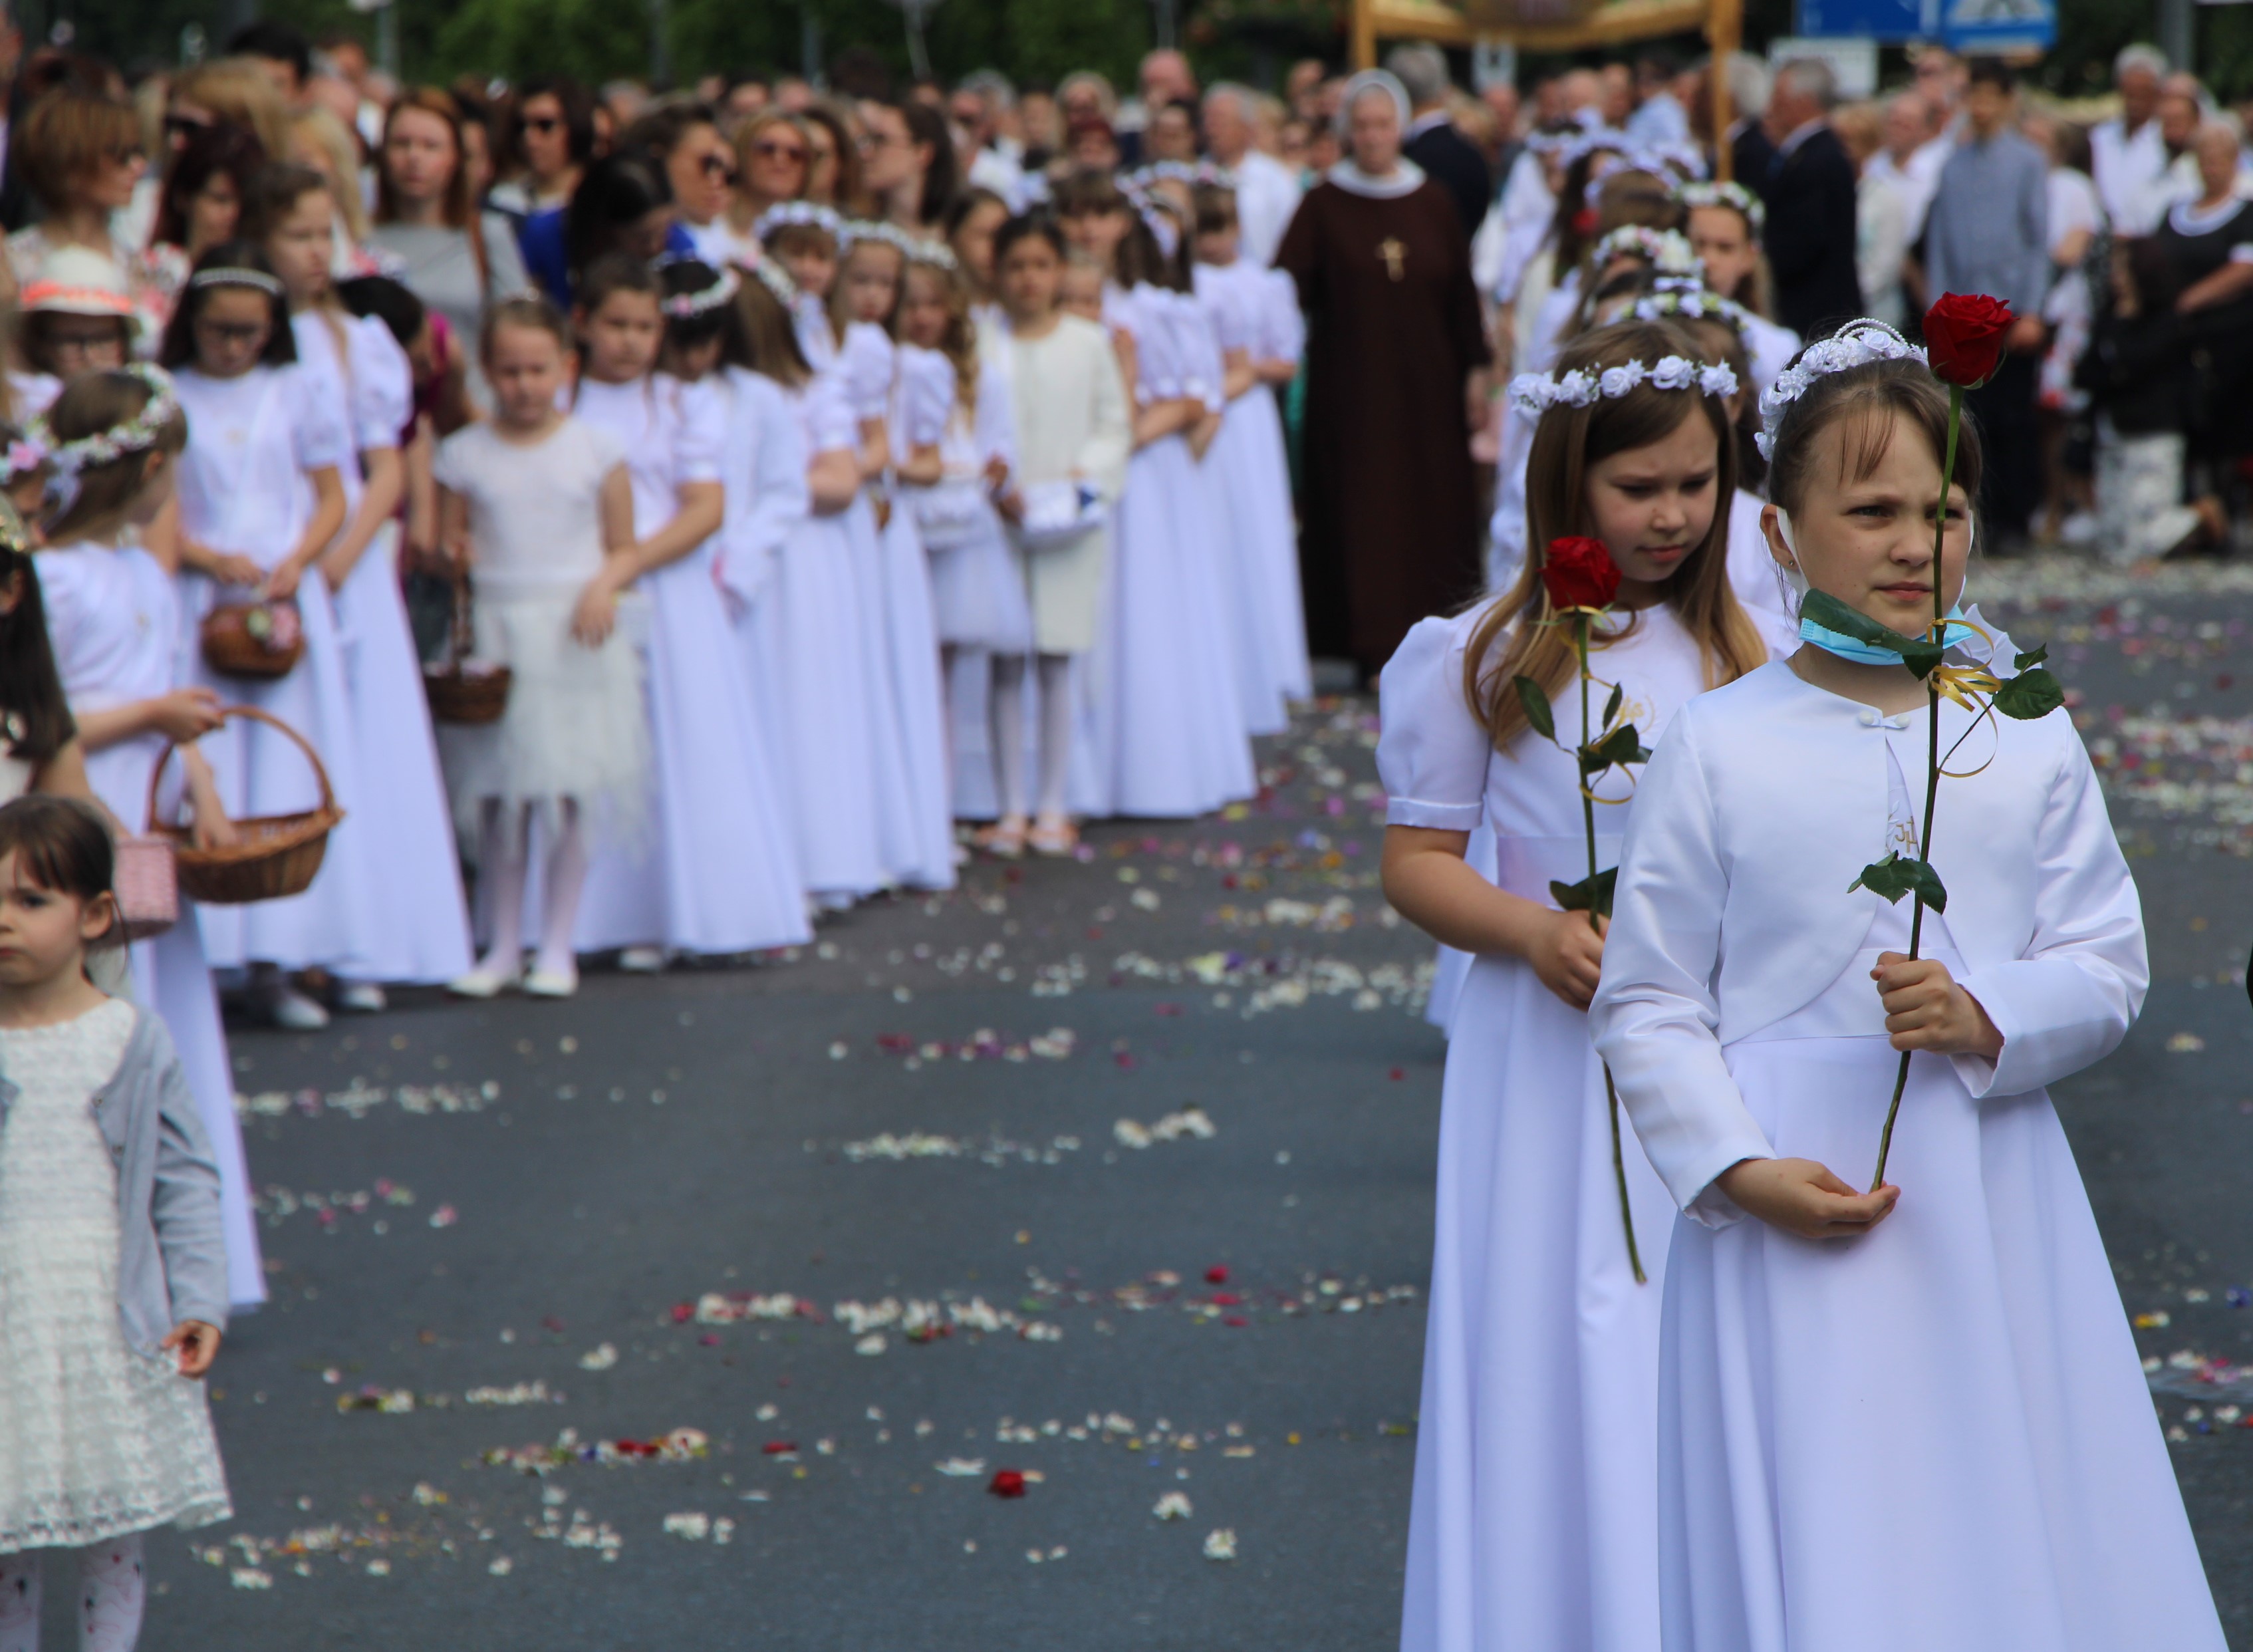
[1754,319,1928,459]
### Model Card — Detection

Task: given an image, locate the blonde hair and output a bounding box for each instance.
[291,106,372,243]
[1465,321,1766,751]
[172,60,293,163]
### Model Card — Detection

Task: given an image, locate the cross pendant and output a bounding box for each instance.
[1378,237,1406,281]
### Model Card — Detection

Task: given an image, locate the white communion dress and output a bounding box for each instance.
[571,374,809,955]
[1591,660,2226,1652]
[290,307,472,984]
[0,1000,231,1550]
[1382,598,1727,1652]
[172,362,378,976]
[37,541,265,1311]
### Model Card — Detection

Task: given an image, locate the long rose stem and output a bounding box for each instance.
[1579,613,1645,1282]
[1871,382,1962,1192]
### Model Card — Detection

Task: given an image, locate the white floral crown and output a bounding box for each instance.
[1589,225,1700,277]
[660,263,739,319]
[0,432,47,483]
[753,202,843,243]
[840,219,918,257]
[30,362,179,478]
[749,257,797,306]
[1632,281,1750,333]
[188,266,284,297]
[906,239,958,271]
[1508,354,1738,416]
[1755,319,1928,460]
[1674,179,1764,233]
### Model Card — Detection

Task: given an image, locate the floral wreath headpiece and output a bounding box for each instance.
[1589,225,1701,277]
[1631,280,1750,334]
[1508,354,1738,416]
[753,202,844,243]
[1559,128,1632,166]
[659,263,740,319]
[906,239,958,271]
[1755,319,1928,460]
[188,266,284,297]
[1674,178,1765,233]
[840,219,918,257]
[0,432,48,484]
[28,362,179,513]
[749,257,798,306]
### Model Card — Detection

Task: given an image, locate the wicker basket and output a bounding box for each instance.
[424,574,513,726]
[200,599,304,680]
[146,706,344,905]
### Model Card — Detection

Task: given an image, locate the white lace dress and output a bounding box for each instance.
[0,999,230,1550]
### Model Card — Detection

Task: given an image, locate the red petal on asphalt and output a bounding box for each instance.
[671,1304,694,1322]
[762,1441,798,1454]
[1204,1266,1230,1284]
[1224,1316,1249,1327]
[1389,1067,1405,1080]
[988,1469,1027,1498]
[1210,1292,1242,1306]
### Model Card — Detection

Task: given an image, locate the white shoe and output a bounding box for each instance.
[618,945,667,973]
[256,982,329,1030]
[447,964,516,1000]
[523,964,579,998]
[334,982,387,1014]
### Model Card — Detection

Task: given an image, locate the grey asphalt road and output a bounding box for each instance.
[108,561,2253,1650]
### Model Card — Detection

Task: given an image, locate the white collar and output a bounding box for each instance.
[1325,156,1428,198]
[1404,109,1450,140]
[1778,116,1828,158]
[2169,194,2246,236]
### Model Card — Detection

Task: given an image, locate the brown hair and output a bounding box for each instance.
[829,234,906,339]
[375,88,473,229]
[0,793,120,950]
[479,292,574,368]
[733,273,811,389]
[41,370,190,545]
[172,59,293,162]
[245,160,332,243]
[1465,321,1767,750]
[150,120,268,251]
[15,90,140,215]
[1763,344,1985,525]
[904,255,979,413]
[1671,311,1764,489]
[799,101,862,210]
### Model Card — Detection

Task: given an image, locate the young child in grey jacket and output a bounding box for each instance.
[0,795,231,1651]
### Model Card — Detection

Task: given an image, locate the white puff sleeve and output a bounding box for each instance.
[287,361,354,476]
[346,316,412,453]
[720,372,808,606]
[1375,613,1490,835]
[900,348,954,449]
[1588,711,1780,1222]
[1950,728,2148,1100]
[1259,269,1305,364]
[805,370,859,458]
[841,323,896,423]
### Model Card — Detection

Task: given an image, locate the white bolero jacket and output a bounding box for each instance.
[1588,661,2147,1216]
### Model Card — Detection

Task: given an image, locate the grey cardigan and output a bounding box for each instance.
[0,1004,229,1355]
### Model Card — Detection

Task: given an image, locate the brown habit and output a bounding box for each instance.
[1277,174,1490,676]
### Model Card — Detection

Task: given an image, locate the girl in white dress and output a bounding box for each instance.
[566,255,806,964]
[158,241,372,1032]
[833,225,955,891]
[895,245,1029,770]
[980,213,1130,855]
[1590,329,2226,1651]
[0,794,231,1652]
[31,370,266,1315]
[1383,321,1780,1652]
[435,295,650,998]
[734,259,886,910]
[259,164,472,1005]
[1054,171,1255,825]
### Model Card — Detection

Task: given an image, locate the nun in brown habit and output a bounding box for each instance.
[1277,69,1491,678]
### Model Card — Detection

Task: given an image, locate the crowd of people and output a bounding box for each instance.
[0,14,2236,1648]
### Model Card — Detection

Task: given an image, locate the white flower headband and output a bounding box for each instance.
[1589,225,1701,277]
[660,263,739,319]
[28,362,180,513]
[753,202,843,243]
[840,219,918,257]
[906,239,958,271]
[0,433,46,483]
[1675,179,1765,233]
[749,256,797,307]
[1755,319,1928,460]
[1508,354,1738,416]
[1631,282,1750,333]
[188,265,284,297]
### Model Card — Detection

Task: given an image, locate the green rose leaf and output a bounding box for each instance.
[1550,867,1619,917]
[1513,675,1556,742]
[1992,666,2064,721]
[1850,851,1948,912]
[2012,643,2050,670]
[1603,682,1624,730]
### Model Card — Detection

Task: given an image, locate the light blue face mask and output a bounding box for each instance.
[1773,511,1976,665]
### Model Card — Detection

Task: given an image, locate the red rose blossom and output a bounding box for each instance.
[1204,1265,1230,1284]
[1539,536,1622,613]
[1922,293,2014,388]
[988,1469,1027,1498]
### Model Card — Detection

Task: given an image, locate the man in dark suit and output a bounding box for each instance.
[1759,58,1862,339]
[1387,43,1492,239]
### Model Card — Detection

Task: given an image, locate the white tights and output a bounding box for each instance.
[0,1532,146,1651]
[989,653,1075,823]
[475,799,589,980]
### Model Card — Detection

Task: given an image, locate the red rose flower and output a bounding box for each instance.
[1539,537,1621,613]
[988,1469,1027,1498]
[1204,1265,1230,1284]
[1922,293,2014,388]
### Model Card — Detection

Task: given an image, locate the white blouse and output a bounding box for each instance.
[1589,661,2148,1214]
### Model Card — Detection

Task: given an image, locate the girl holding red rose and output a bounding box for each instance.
[1379,321,1792,1652]
[1590,329,2224,1650]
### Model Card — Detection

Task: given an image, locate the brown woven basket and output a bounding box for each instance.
[146,706,344,905]
[199,600,304,680]
[424,573,513,726]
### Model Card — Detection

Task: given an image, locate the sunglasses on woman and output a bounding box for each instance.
[753,139,807,164]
